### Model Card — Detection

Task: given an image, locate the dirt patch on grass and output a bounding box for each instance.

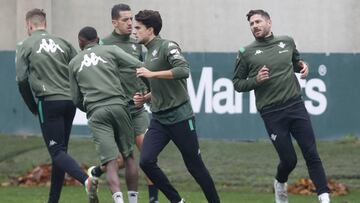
[288,178,348,196]
[1,163,88,187]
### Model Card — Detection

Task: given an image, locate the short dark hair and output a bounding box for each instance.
[25,8,46,25]
[111,4,131,20]
[78,26,98,41]
[135,10,162,36]
[246,9,271,21]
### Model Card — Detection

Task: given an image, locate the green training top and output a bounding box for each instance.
[144,36,193,124]
[69,43,143,116]
[233,34,303,111]
[101,31,148,101]
[15,29,77,113]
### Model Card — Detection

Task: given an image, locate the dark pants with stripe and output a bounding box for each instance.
[38,99,88,203]
[140,117,220,203]
[261,100,330,195]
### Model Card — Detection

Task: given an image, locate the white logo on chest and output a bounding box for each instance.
[278,42,286,48]
[79,52,107,72]
[36,39,64,53]
[132,44,137,51]
[150,49,159,61]
[254,50,263,55]
[152,49,158,57]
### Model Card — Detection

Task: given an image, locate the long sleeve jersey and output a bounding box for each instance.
[233,34,303,111]
[144,36,193,124]
[101,31,148,102]
[15,30,77,113]
[69,43,143,116]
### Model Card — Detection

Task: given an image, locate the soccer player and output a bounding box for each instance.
[133,10,221,203]
[88,4,159,202]
[69,26,143,203]
[232,9,330,203]
[15,8,98,203]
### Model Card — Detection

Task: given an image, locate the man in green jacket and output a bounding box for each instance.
[88,4,158,202]
[69,26,143,203]
[133,10,221,203]
[233,9,330,203]
[15,8,98,203]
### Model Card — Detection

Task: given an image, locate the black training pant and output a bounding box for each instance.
[140,117,220,203]
[261,101,330,195]
[37,99,88,203]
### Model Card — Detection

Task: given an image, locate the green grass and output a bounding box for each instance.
[0,133,360,202]
[0,186,359,203]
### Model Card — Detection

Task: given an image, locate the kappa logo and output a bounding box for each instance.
[49,140,57,147]
[170,48,183,59]
[79,53,107,72]
[254,50,263,55]
[270,133,277,141]
[278,42,286,48]
[36,39,64,53]
[131,44,137,51]
[170,48,180,55]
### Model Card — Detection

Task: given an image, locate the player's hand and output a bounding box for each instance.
[299,61,309,79]
[133,92,146,107]
[136,67,153,78]
[256,65,270,83]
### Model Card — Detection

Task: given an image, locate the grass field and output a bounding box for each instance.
[0,133,359,203]
[0,186,359,203]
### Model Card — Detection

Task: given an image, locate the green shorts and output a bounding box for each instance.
[128,104,150,136]
[88,105,134,165]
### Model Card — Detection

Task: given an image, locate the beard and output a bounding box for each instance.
[253,29,271,39]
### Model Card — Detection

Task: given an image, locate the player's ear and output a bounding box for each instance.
[148,27,154,35]
[112,19,117,27]
[78,38,85,50]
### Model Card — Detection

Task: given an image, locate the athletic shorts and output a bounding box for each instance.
[128,103,150,136]
[88,104,134,165]
[131,108,150,136]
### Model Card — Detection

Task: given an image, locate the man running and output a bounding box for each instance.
[69,26,143,203]
[133,10,221,203]
[15,8,98,203]
[233,9,330,203]
[88,4,158,202]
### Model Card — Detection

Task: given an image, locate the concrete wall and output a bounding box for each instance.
[1,0,359,52]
